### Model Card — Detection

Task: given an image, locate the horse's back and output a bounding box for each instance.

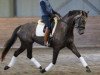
[17,22,37,42]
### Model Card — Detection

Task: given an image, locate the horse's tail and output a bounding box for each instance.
[1,25,21,62]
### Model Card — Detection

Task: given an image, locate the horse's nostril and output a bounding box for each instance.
[78,30,84,35]
[80,32,84,35]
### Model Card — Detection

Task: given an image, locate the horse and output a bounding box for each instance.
[1,10,91,73]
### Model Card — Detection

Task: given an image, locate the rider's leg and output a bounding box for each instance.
[44,27,50,46]
[42,16,51,46]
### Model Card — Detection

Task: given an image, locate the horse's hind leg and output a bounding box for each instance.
[66,42,91,73]
[26,43,42,69]
[4,42,26,70]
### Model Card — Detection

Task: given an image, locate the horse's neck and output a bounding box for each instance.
[61,16,75,36]
[63,15,75,28]
[54,16,75,37]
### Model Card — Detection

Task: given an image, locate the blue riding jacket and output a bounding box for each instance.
[40,0,54,29]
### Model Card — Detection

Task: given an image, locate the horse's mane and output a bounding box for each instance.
[64,10,88,18]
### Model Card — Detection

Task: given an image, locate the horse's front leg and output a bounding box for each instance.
[67,42,91,73]
[40,48,60,73]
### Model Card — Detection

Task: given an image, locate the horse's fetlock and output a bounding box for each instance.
[27,55,32,59]
[52,62,56,65]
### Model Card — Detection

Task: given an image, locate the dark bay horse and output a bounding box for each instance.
[1,10,91,73]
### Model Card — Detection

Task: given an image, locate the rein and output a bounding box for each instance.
[58,15,75,24]
[54,15,68,24]
[59,15,84,29]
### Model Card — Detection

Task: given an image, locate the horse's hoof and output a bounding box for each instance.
[40,69,46,73]
[4,66,10,70]
[86,66,91,73]
[39,66,42,70]
[86,69,91,73]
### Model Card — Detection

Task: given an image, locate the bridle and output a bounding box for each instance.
[58,15,83,25]
[74,16,86,29]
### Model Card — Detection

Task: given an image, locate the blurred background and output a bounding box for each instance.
[0,0,100,17]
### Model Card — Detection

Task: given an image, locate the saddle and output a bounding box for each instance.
[36,17,58,37]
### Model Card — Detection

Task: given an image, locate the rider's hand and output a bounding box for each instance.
[55,14,62,20]
[49,14,55,18]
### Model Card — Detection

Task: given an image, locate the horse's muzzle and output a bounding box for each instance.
[78,29,84,35]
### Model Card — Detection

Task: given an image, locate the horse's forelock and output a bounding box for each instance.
[74,12,82,19]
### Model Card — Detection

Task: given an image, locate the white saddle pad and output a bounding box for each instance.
[36,17,58,37]
[36,20,45,36]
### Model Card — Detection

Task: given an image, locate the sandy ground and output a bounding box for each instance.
[0,47,100,75]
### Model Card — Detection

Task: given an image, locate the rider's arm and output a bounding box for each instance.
[52,10,61,17]
[52,10,62,19]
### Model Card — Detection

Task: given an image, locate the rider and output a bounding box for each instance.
[40,0,61,46]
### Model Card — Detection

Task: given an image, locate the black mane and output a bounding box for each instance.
[67,10,88,17]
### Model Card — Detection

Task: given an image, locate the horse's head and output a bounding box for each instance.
[74,11,89,35]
